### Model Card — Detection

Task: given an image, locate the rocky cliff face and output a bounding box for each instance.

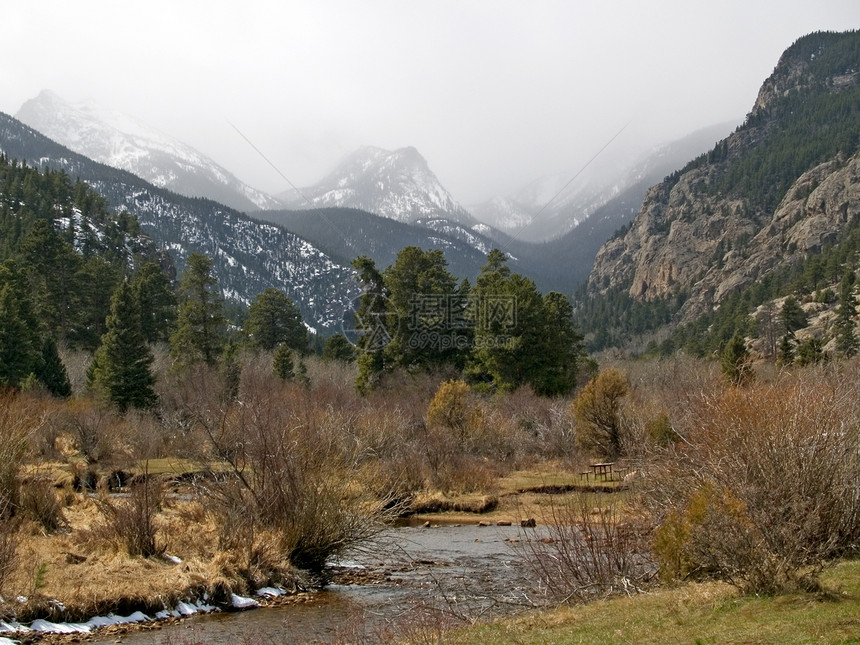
[587,30,860,326]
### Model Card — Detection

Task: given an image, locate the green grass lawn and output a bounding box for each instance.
[440,560,860,645]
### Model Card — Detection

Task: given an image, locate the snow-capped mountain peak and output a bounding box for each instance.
[279,144,476,227]
[16,90,282,212]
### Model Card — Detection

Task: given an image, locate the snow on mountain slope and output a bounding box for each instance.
[468,195,535,234]
[16,90,282,213]
[0,110,357,333]
[279,145,476,227]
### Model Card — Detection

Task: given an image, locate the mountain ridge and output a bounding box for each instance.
[16,90,282,213]
[583,29,860,348]
[278,144,477,228]
[0,110,358,334]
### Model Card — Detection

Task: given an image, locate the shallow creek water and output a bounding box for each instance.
[91,522,547,644]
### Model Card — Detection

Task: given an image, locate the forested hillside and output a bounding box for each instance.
[579,30,860,356]
[0,112,357,333]
[0,154,170,391]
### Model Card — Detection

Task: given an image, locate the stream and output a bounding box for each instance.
[90,522,547,644]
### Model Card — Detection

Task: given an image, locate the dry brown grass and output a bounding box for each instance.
[0,488,301,622]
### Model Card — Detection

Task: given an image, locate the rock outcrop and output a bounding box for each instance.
[587,30,860,327]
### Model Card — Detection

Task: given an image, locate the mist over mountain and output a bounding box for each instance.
[16,90,283,213]
[470,123,736,243]
[278,145,477,228]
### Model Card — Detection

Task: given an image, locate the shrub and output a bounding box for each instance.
[650,377,860,593]
[0,393,39,515]
[517,491,655,603]
[90,478,164,558]
[0,498,19,597]
[19,475,65,533]
[425,380,471,437]
[196,378,390,573]
[60,399,120,464]
[572,368,629,458]
[644,412,678,447]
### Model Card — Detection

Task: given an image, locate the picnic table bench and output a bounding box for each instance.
[590,462,615,482]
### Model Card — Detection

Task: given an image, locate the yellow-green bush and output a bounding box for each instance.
[571,368,629,458]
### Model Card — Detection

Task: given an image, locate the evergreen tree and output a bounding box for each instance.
[170,253,226,367]
[778,333,796,366]
[34,337,71,398]
[0,284,38,387]
[531,291,584,396]
[835,270,858,358]
[0,260,41,388]
[220,342,241,402]
[21,219,81,341]
[90,280,157,413]
[796,336,826,366]
[273,342,295,381]
[321,334,357,363]
[296,357,310,387]
[244,287,306,352]
[351,255,390,391]
[721,331,754,386]
[132,262,176,344]
[755,301,779,360]
[382,246,467,370]
[780,296,807,335]
[72,256,121,350]
[468,250,582,395]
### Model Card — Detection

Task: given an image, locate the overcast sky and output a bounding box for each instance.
[3,1,859,203]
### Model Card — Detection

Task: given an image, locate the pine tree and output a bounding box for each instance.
[796,336,826,366]
[0,260,40,388]
[835,271,858,358]
[273,343,295,381]
[721,331,754,386]
[382,246,462,369]
[780,296,807,335]
[778,333,796,366]
[0,284,38,387]
[531,291,583,396]
[21,219,82,342]
[468,249,582,394]
[321,334,356,363]
[132,262,176,344]
[351,256,389,392]
[170,254,226,367]
[244,288,306,351]
[34,337,71,398]
[90,280,157,413]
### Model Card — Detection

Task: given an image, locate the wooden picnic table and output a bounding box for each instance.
[589,462,615,482]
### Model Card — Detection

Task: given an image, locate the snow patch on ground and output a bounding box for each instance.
[230,593,259,609]
[2,600,219,636]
